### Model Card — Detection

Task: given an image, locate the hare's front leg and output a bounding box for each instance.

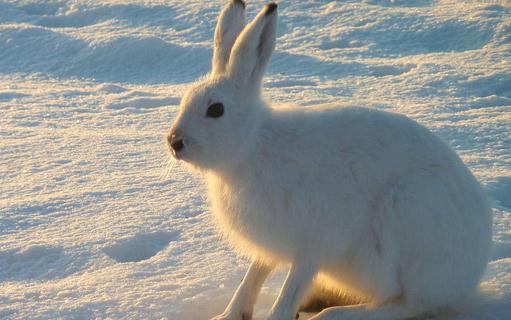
[211,260,274,320]
[267,262,317,320]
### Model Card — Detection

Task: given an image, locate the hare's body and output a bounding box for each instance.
[168,2,492,319]
[209,105,491,311]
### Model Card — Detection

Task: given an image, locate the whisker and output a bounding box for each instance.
[165,156,178,179]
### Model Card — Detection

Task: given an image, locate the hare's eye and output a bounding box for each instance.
[206,102,224,118]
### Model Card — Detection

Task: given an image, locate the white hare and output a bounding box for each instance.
[167,1,492,319]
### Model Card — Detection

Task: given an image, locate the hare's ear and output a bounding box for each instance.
[227,3,277,91]
[212,0,246,75]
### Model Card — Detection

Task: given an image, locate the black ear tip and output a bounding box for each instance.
[265,2,278,15]
[232,0,246,8]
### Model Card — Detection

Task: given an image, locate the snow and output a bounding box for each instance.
[0,0,510,319]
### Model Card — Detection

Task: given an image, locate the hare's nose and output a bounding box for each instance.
[171,138,184,152]
[167,133,185,153]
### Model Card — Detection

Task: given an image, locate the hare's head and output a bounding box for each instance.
[168,0,277,171]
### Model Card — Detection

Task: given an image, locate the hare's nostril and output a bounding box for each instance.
[171,138,184,152]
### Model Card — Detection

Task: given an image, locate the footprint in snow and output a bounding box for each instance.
[103,231,179,263]
[0,245,68,281]
[487,177,511,210]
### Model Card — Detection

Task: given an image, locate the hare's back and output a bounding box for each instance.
[271,106,460,174]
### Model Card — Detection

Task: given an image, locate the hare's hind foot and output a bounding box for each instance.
[310,303,424,320]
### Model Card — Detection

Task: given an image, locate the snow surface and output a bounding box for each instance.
[0,0,510,319]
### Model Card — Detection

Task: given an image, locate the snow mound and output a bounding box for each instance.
[0,24,84,73]
[364,0,434,7]
[105,96,180,110]
[0,1,180,28]
[328,18,492,56]
[0,27,209,83]
[96,83,128,94]
[72,36,209,83]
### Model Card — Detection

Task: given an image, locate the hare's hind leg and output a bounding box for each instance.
[300,282,363,313]
[310,303,420,320]
[211,260,273,320]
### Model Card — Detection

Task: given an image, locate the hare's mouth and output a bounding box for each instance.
[170,149,181,160]
[169,145,186,160]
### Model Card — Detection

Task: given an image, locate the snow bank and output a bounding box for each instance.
[0,26,209,83]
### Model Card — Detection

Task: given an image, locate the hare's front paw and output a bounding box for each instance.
[210,311,251,320]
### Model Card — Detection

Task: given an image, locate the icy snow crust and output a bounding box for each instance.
[0,0,510,319]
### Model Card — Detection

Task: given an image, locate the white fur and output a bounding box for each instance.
[168,2,493,320]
